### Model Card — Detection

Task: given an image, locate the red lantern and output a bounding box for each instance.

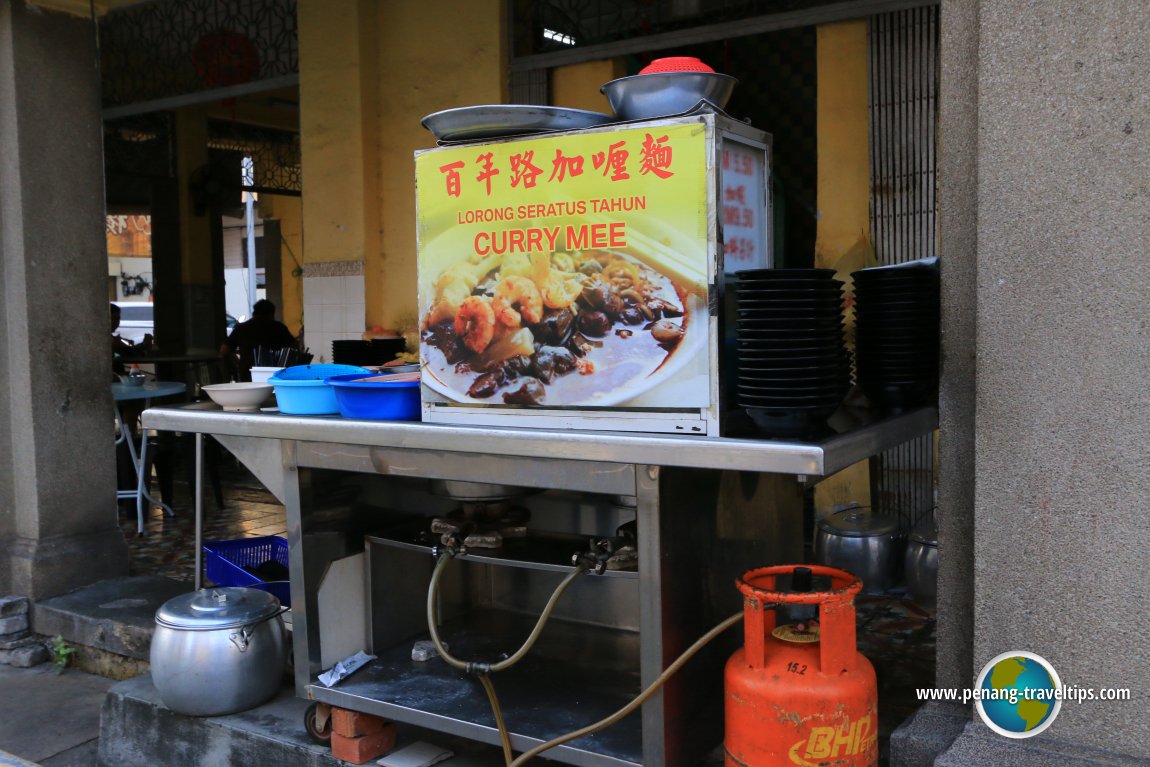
[192,31,260,89]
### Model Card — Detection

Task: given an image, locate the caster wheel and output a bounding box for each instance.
[304,702,332,744]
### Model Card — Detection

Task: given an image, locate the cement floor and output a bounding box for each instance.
[0,662,115,766]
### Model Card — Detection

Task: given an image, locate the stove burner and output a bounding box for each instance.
[578,520,638,572]
[431,501,530,549]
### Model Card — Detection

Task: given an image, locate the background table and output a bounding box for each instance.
[117,353,224,397]
[113,381,186,534]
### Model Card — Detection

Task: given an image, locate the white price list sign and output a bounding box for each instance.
[720,140,768,271]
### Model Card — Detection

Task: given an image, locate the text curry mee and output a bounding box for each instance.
[422,247,691,405]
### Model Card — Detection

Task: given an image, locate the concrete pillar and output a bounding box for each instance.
[257,194,303,337]
[174,108,224,353]
[374,0,505,331]
[897,1,1150,764]
[934,0,979,695]
[296,0,505,359]
[296,0,377,360]
[0,0,129,598]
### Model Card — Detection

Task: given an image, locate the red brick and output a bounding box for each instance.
[330,723,397,764]
[331,707,387,738]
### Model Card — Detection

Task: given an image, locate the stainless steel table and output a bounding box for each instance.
[142,403,937,767]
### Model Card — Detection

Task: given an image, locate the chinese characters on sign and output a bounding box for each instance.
[721,141,768,270]
[105,214,152,236]
[439,133,676,198]
[416,121,721,411]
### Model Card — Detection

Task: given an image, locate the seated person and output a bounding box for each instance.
[220,299,297,381]
[111,302,154,377]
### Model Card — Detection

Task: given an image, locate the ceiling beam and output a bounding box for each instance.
[510,0,939,72]
[102,75,300,120]
[28,0,149,18]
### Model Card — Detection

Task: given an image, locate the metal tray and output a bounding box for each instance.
[420,105,615,143]
[310,609,643,766]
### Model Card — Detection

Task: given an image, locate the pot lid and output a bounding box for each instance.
[155,587,281,630]
[910,516,939,546]
[817,507,898,538]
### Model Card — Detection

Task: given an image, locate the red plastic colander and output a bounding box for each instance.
[639,56,715,74]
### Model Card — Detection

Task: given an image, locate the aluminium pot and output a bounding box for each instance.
[150,587,287,716]
[428,479,531,502]
[904,517,939,608]
[814,506,900,594]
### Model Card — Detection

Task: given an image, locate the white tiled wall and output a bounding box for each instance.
[302,275,365,362]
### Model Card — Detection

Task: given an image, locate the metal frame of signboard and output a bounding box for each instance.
[419,112,772,436]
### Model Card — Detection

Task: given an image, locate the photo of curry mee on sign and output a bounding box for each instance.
[416,122,710,410]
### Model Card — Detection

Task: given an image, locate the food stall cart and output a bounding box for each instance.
[141,404,936,767]
[141,97,938,766]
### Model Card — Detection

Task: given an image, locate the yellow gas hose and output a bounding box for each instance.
[478,674,513,765]
[425,550,743,767]
[426,551,588,763]
[506,611,743,767]
[425,552,588,674]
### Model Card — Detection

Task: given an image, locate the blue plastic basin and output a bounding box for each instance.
[325,373,421,420]
[269,364,370,414]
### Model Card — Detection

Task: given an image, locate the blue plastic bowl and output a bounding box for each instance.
[269,364,370,415]
[325,373,421,420]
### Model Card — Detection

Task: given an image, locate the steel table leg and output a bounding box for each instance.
[195,432,203,591]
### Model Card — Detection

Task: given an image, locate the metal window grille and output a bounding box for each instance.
[207,120,301,195]
[867,5,939,533]
[99,0,298,110]
[510,68,549,106]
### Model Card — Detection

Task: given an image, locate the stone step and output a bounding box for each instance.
[31,576,191,675]
[99,675,506,767]
[99,676,337,767]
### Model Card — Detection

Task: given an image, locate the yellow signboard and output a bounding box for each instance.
[416,122,711,408]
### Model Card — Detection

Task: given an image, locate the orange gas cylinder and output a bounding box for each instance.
[724,565,877,767]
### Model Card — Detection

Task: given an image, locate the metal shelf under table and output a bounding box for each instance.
[310,609,642,767]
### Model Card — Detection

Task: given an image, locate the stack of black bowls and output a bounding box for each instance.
[734,268,852,437]
[852,263,940,410]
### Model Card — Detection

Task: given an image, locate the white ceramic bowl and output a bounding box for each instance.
[201,383,273,412]
[250,366,284,385]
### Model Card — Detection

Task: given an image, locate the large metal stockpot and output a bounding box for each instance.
[150,587,287,716]
[904,517,939,608]
[814,506,901,595]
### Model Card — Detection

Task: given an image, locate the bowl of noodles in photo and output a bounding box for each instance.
[420,240,707,408]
